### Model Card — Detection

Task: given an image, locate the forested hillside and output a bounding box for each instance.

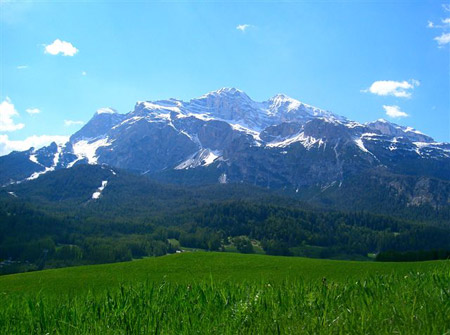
[1,166,449,274]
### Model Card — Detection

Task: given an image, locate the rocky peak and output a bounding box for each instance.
[70,108,126,143]
[191,87,254,107]
[366,119,434,143]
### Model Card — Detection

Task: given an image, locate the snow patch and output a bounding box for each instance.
[72,137,111,164]
[141,101,181,114]
[404,127,425,136]
[345,121,364,129]
[175,149,222,170]
[269,94,301,114]
[29,154,41,165]
[354,136,379,161]
[186,113,214,122]
[219,173,227,184]
[413,142,450,157]
[27,145,62,180]
[8,192,17,198]
[230,123,261,145]
[92,180,108,199]
[414,142,433,149]
[203,150,221,166]
[67,157,84,168]
[361,133,381,138]
[197,87,246,100]
[354,138,369,153]
[266,132,323,150]
[112,116,144,130]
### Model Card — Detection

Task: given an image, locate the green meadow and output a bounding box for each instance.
[0,252,449,334]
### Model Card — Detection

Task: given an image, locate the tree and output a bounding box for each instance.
[232,236,254,254]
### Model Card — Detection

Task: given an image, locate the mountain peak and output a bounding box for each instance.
[2,88,449,193]
[268,93,299,108]
[215,87,244,94]
[71,108,126,143]
[270,93,292,100]
[366,119,434,143]
[198,87,251,101]
[374,118,388,123]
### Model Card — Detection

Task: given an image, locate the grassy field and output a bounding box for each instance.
[0,252,449,334]
[0,252,446,295]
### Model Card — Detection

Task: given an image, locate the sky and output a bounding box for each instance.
[1,0,449,155]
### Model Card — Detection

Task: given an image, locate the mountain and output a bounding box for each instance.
[1,164,283,211]
[3,164,448,225]
[1,88,449,209]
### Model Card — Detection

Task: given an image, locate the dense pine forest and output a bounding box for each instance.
[1,168,449,275]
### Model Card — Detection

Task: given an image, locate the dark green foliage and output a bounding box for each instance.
[55,245,83,261]
[261,239,291,256]
[232,236,254,254]
[2,193,450,275]
[1,165,449,275]
[376,249,450,262]
[0,200,176,274]
[179,228,222,251]
[172,201,450,257]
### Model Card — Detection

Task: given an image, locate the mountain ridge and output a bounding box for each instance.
[1,88,449,209]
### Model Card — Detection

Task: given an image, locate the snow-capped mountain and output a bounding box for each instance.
[1,88,449,206]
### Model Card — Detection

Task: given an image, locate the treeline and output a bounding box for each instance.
[2,197,450,275]
[376,249,450,262]
[169,202,450,257]
[0,201,176,274]
[0,235,175,274]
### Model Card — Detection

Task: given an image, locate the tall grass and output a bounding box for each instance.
[1,268,449,334]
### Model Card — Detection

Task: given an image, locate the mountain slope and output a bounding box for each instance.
[1,88,449,209]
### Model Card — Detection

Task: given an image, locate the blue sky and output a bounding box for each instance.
[1,0,449,155]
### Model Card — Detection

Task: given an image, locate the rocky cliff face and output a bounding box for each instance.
[1,88,449,207]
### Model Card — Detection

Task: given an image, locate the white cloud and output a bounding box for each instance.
[0,134,69,156]
[383,105,409,118]
[428,6,450,46]
[236,24,252,32]
[26,108,41,115]
[64,120,84,127]
[435,32,450,45]
[44,39,78,56]
[427,18,450,29]
[362,80,419,98]
[81,71,87,76]
[96,107,116,114]
[0,97,25,131]
[17,65,28,70]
